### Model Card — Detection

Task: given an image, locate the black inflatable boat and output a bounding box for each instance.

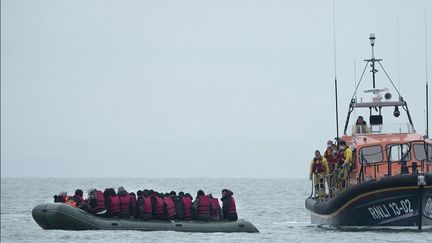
[32,203,259,233]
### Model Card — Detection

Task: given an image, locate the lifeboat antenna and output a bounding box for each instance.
[425,8,429,138]
[332,0,340,141]
[397,14,401,92]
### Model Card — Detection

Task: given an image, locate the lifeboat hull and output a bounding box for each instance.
[305,174,432,230]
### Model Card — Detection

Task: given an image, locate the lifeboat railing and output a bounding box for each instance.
[311,140,431,201]
[310,171,348,201]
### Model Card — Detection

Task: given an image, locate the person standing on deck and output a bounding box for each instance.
[309,150,330,200]
[327,145,343,196]
[323,140,334,160]
[337,141,353,189]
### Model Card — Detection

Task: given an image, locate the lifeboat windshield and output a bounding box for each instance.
[413,143,432,162]
[351,122,415,135]
[359,145,383,164]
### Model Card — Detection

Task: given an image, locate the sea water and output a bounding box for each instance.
[1,178,430,242]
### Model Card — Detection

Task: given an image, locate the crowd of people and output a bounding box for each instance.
[309,139,353,200]
[53,188,238,221]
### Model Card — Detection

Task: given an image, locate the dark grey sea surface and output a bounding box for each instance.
[1,178,430,242]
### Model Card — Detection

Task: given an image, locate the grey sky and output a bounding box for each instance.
[1,0,432,178]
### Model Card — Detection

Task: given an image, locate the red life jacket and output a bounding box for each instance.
[228,196,237,214]
[163,197,176,219]
[153,196,164,216]
[118,194,131,217]
[65,196,77,207]
[328,153,343,170]
[210,197,221,220]
[313,158,325,173]
[109,195,120,213]
[182,197,192,220]
[95,190,106,211]
[197,195,210,217]
[143,197,152,214]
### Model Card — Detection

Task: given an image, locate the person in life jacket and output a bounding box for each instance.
[163,192,176,220]
[193,190,210,221]
[309,150,330,180]
[323,140,334,160]
[103,188,120,218]
[64,195,77,207]
[135,190,143,219]
[208,194,222,221]
[181,192,193,221]
[150,191,165,220]
[339,141,353,169]
[117,186,131,219]
[53,192,68,203]
[170,191,185,220]
[137,189,153,220]
[221,189,238,221]
[85,188,107,215]
[327,145,343,172]
[338,141,353,189]
[326,146,343,197]
[309,150,330,200]
[73,189,85,208]
[129,192,137,219]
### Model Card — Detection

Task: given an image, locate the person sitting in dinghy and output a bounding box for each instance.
[193,190,211,221]
[82,188,107,216]
[53,192,68,203]
[221,189,238,221]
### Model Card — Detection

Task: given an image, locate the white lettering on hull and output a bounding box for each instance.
[367,199,413,221]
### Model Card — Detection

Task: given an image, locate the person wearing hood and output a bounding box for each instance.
[163,191,176,220]
[129,192,137,219]
[208,193,222,221]
[104,188,120,218]
[193,190,210,221]
[53,192,68,203]
[117,186,131,218]
[150,191,165,220]
[137,189,153,220]
[73,189,85,208]
[84,188,106,215]
[221,189,237,221]
[170,191,185,220]
[182,193,193,220]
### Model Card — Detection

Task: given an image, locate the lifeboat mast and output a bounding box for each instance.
[342,34,416,135]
